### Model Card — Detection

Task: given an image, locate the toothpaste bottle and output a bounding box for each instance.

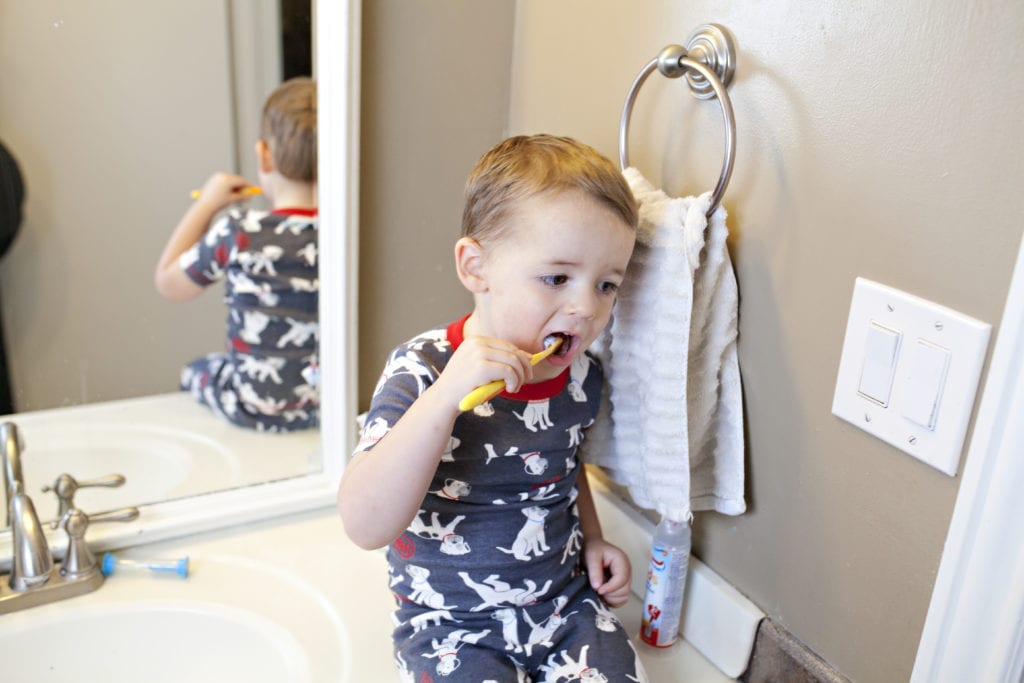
[639,515,691,648]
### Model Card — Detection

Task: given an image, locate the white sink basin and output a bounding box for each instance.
[6,392,319,517]
[22,421,237,515]
[0,555,348,682]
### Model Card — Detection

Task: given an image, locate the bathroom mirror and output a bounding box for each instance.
[0,0,357,557]
[0,0,356,534]
[0,0,312,413]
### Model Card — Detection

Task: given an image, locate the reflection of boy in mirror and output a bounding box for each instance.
[154,77,318,432]
[339,135,649,680]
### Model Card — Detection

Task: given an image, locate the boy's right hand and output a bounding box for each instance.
[193,172,257,210]
[434,335,534,411]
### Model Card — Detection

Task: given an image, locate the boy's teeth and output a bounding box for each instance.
[544,333,570,357]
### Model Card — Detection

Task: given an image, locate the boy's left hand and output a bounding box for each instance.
[584,538,632,608]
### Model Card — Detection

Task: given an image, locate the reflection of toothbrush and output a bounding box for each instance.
[189,186,262,199]
[458,335,564,412]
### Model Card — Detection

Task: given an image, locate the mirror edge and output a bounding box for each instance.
[316,0,362,487]
[0,0,360,559]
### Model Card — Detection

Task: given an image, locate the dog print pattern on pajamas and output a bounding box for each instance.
[179,207,319,432]
[356,317,648,681]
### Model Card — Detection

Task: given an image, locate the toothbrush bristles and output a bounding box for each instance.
[542,333,567,357]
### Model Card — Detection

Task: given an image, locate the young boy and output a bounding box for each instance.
[339,135,649,681]
[154,77,319,432]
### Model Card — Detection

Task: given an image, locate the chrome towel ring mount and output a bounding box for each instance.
[619,24,737,217]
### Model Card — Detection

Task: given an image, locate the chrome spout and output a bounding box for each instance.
[0,421,139,614]
[8,492,52,591]
[1,422,52,591]
[1,421,24,526]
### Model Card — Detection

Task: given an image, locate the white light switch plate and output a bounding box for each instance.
[832,278,991,476]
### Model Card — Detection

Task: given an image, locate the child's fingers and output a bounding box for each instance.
[595,560,631,596]
[607,552,632,588]
[586,545,632,600]
[585,550,606,590]
[472,349,532,393]
[437,337,534,410]
[600,584,632,608]
[457,337,533,392]
[197,173,252,203]
[599,567,632,606]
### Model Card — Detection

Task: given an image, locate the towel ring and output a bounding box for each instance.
[619,25,737,217]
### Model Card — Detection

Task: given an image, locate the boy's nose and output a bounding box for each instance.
[566,291,598,320]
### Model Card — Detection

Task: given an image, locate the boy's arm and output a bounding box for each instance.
[154,172,250,301]
[338,382,461,550]
[154,198,218,301]
[577,465,633,607]
[338,334,535,550]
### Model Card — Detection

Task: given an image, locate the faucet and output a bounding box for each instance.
[0,420,139,614]
[2,422,54,591]
[2,421,24,527]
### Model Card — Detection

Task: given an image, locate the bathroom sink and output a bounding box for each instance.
[0,554,348,682]
[8,393,319,518]
[22,421,237,515]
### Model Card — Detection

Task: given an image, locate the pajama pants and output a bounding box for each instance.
[180,352,318,432]
[392,576,649,682]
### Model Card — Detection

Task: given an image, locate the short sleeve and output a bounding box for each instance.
[179,213,236,286]
[353,345,441,456]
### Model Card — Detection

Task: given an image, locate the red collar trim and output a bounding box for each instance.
[446,315,568,402]
[271,207,318,217]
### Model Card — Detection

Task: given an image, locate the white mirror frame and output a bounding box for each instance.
[0,0,360,558]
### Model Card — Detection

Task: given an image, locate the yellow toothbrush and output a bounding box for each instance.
[458,336,563,412]
[190,186,263,199]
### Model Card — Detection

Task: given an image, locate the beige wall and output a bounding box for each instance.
[357,1,515,400]
[358,2,1024,681]
[0,2,228,411]
[0,2,282,412]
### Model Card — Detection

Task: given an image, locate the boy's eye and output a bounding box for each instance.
[599,281,620,294]
[541,274,569,287]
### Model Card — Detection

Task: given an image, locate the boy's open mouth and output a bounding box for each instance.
[544,332,572,358]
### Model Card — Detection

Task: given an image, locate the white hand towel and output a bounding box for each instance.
[581,168,745,522]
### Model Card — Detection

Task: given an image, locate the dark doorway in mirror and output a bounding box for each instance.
[281,0,313,80]
[0,140,24,415]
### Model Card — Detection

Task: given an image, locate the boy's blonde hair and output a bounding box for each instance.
[462,135,638,245]
[261,77,317,182]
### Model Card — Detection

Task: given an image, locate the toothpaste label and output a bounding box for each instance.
[639,545,688,647]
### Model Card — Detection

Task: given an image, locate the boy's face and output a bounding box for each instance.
[466,189,635,381]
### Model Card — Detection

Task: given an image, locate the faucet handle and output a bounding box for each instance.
[60,506,140,579]
[43,472,126,519]
[85,507,140,525]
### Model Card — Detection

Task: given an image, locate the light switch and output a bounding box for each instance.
[832,278,991,476]
[857,322,901,406]
[901,340,951,430]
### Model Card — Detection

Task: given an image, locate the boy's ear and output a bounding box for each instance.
[255,139,274,174]
[454,237,488,293]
